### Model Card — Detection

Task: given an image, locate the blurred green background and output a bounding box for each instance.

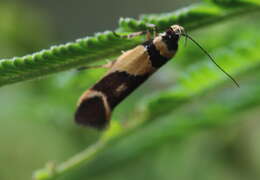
[0,0,260,180]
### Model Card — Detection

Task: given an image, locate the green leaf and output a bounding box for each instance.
[0,32,144,87]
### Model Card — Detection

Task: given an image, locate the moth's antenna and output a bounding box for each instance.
[182,33,240,88]
[183,29,188,47]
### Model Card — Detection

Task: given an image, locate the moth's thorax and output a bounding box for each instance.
[153,36,176,59]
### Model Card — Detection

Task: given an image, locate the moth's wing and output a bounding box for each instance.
[75,95,110,129]
[75,46,151,129]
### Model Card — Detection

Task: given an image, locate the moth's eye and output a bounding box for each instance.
[166,29,172,34]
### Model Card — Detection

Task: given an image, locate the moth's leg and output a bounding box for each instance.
[146,23,159,38]
[113,31,146,39]
[114,24,159,40]
[146,30,152,40]
[114,30,155,41]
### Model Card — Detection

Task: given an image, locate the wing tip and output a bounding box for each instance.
[75,95,110,130]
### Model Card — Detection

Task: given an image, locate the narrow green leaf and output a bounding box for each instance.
[0,32,144,86]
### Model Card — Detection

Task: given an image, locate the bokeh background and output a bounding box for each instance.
[0,0,260,180]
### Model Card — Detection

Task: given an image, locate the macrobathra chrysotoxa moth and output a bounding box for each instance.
[75,25,239,129]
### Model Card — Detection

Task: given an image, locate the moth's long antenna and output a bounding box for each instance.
[183,29,188,47]
[182,33,240,88]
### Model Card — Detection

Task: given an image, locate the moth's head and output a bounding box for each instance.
[165,25,185,40]
[161,25,184,51]
[170,25,185,35]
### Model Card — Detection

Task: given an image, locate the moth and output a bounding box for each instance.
[75,25,239,129]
